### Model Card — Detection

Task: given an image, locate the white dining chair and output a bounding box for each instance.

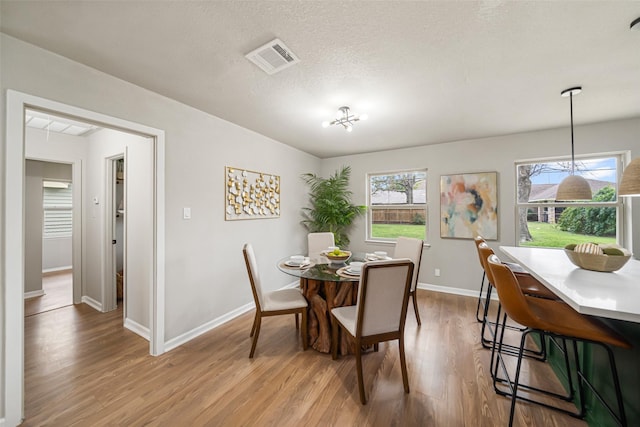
[330,259,414,404]
[307,232,335,258]
[393,236,424,326]
[243,243,308,358]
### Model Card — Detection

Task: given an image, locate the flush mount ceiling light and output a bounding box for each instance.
[631,16,640,30]
[555,87,593,201]
[321,106,368,132]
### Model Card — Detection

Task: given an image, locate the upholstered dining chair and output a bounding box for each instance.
[242,243,308,358]
[307,232,335,259]
[330,259,414,404]
[487,254,631,427]
[393,236,424,325]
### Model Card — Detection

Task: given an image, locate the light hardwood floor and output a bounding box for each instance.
[23,290,587,426]
[24,271,73,317]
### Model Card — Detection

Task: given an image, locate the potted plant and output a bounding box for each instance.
[301,165,366,247]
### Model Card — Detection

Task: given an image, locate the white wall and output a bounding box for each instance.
[322,118,640,292]
[24,161,44,294]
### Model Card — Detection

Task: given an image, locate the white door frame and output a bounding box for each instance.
[4,90,166,426]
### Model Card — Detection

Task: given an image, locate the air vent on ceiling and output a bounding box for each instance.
[245,38,300,75]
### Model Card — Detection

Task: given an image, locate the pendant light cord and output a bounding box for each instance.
[570,92,575,175]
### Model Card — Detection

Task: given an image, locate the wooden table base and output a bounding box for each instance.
[301,278,358,354]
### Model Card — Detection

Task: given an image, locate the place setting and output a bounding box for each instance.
[364,251,392,261]
[281,255,314,270]
[337,261,363,279]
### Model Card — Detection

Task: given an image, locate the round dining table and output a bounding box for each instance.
[277,252,378,354]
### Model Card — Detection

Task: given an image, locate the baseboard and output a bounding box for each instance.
[81,295,102,311]
[164,301,255,352]
[24,289,45,299]
[43,266,72,275]
[418,282,498,300]
[164,281,299,353]
[124,318,150,341]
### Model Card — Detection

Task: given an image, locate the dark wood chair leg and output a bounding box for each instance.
[295,312,299,330]
[399,336,410,393]
[411,291,421,326]
[250,312,258,337]
[249,314,262,358]
[355,339,366,404]
[301,309,308,350]
[331,315,339,360]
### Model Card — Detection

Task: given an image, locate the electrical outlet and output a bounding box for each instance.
[435,268,441,277]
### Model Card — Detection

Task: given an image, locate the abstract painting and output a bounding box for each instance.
[440,172,498,240]
[225,167,280,220]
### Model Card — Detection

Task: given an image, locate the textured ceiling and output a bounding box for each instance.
[2,1,639,158]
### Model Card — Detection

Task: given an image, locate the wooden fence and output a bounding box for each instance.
[372,208,425,224]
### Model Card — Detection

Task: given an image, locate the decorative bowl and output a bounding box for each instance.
[564,249,631,272]
[325,250,352,263]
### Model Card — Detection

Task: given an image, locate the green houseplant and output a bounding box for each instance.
[301,166,366,247]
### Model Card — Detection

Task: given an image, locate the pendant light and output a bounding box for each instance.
[555,87,592,201]
[619,158,640,196]
[618,18,640,196]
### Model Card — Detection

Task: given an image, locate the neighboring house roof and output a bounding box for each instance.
[529,179,614,202]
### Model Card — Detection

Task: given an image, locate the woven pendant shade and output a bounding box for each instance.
[619,157,640,196]
[556,175,593,201]
[555,86,592,201]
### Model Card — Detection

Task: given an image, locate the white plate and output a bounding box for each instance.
[366,255,392,261]
[285,260,304,267]
[344,268,361,276]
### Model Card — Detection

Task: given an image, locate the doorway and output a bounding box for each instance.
[110,156,126,313]
[24,160,74,316]
[5,90,166,426]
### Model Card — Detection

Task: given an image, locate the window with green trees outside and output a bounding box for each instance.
[367,170,427,241]
[516,155,622,248]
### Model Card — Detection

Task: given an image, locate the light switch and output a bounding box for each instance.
[183,207,191,220]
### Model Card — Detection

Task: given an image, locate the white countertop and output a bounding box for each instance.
[500,246,640,323]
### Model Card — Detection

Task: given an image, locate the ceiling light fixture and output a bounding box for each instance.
[630,16,640,30]
[322,106,368,132]
[555,86,593,201]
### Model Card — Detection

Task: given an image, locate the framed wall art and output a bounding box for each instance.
[225,167,280,220]
[440,171,498,240]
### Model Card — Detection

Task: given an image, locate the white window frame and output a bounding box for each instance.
[366,169,427,243]
[515,152,627,248]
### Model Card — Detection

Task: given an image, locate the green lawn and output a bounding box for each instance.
[522,221,615,248]
[371,224,425,239]
[372,221,615,248]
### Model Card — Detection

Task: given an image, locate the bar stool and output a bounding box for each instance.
[474,237,557,324]
[487,254,631,426]
[476,242,558,353]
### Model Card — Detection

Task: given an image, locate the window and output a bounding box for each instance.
[43,182,73,238]
[516,154,623,248]
[367,170,427,241]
